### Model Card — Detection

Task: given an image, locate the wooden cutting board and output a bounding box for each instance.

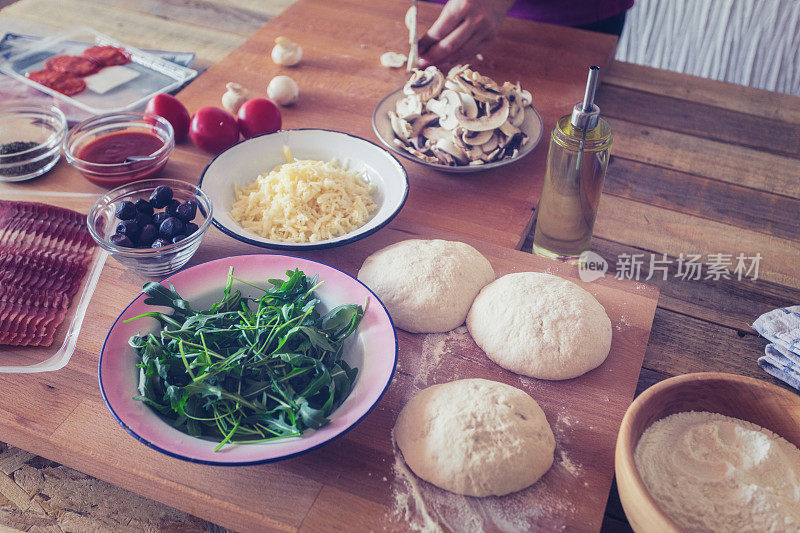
[0,215,658,531]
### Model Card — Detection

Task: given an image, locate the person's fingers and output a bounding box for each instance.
[417,33,438,57]
[456,31,491,63]
[426,1,465,41]
[419,0,469,57]
[420,18,479,66]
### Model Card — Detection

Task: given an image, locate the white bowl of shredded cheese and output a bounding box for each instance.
[199,129,409,250]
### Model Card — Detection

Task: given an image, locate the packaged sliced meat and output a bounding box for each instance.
[44,55,100,76]
[26,69,86,96]
[0,200,96,347]
[83,45,130,67]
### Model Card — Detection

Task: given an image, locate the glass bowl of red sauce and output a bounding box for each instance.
[63,111,174,187]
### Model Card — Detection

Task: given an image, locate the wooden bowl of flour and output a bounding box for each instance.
[615,372,800,532]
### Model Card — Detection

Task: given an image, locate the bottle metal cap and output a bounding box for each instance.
[570,66,600,131]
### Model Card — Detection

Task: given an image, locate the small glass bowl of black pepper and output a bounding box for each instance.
[87,178,213,277]
[0,104,67,182]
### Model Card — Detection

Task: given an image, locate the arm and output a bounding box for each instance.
[418,0,515,67]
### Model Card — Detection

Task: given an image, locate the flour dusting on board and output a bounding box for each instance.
[391,441,575,532]
[389,328,580,531]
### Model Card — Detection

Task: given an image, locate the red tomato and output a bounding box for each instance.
[145,94,191,142]
[237,98,282,139]
[189,107,240,154]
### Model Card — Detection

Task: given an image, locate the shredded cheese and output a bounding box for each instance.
[230,148,378,243]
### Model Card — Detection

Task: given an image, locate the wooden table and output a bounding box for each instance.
[2,0,800,531]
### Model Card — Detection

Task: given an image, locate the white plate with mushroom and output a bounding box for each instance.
[372,65,543,173]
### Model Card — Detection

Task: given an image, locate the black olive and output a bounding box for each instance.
[109,233,134,247]
[184,222,199,235]
[138,224,158,246]
[134,213,153,228]
[151,238,171,249]
[172,234,187,244]
[134,198,154,217]
[115,200,136,220]
[115,219,140,238]
[176,200,197,222]
[165,199,181,218]
[148,185,173,209]
[159,217,184,239]
[152,211,170,226]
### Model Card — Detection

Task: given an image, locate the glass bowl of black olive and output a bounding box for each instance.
[0,104,67,182]
[87,178,213,276]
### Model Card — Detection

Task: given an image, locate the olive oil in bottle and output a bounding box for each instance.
[533,66,612,263]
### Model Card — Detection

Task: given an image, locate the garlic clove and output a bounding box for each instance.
[221,82,250,115]
[271,36,303,67]
[267,75,299,106]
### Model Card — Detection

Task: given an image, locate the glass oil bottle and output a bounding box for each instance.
[532,66,612,263]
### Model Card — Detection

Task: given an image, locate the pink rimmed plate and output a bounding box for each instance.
[99,254,397,465]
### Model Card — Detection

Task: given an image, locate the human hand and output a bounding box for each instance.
[418,0,514,67]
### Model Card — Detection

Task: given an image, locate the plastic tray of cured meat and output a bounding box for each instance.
[0,26,197,115]
[0,190,106,373]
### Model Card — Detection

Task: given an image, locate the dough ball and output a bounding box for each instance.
[394,378,555,497]
[357,239,494,333]
[467,272,612,380]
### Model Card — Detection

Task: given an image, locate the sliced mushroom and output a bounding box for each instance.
[462,142,485,161]
[403,66,444,102]
[518,84,532,106]
[480,132,501,153]
[484,146,504,162]
[458,92,478,119]
[462,129,493,146]
[426,90,461,130]
[454,70,502,103]
[399,143,439,164]
[411,112,439,133]
[396,94,422,120]
[421,126,452,145]
[434,138,467,164]
[509,102,525,128]
[389,111,413,141]
[455,97,509,131]
[447,64,469,79]
[499,119,521,137]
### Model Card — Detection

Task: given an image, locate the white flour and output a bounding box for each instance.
[635,411,800,532]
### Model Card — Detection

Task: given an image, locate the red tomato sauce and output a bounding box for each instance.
[78,131,164,164]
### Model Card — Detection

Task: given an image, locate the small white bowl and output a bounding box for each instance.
[372,88,544,174]
[199,129,409,251]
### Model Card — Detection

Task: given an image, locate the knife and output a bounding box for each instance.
[406,0,418,71]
